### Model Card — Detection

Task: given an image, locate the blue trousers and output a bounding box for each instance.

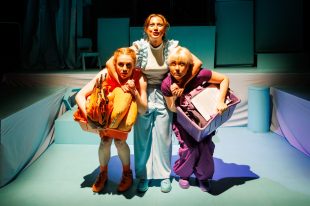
[134,85,173,179]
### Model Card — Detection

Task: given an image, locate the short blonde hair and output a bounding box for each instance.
[167,47,194,66]
[113,47,136,65]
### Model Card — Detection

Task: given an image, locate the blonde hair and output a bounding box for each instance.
[143,13,170,40]
[113,47,136,65]
[167,47,194,66]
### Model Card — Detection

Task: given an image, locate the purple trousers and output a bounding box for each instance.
[172,116,215,180]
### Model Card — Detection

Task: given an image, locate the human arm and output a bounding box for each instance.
[75,70,107,120]
[208,71,230,114]
[161,76,178,113]
[121,73,148,115]
[164,95,177,113]
[186,52,202,86]
[133,74,148,114]
[105,56,119,84]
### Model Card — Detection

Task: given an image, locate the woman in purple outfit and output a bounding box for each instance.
[161,47,229,192]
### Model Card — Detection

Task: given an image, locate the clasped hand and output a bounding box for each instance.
[121,79,138,96]
[170,83,184,97]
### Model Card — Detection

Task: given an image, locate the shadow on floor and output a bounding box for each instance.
[209,176,258,195]
[81,155,259,197]
[80,155,146,199]
[171,155,260,195]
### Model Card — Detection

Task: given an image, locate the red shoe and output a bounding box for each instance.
[92,171,108,193]
[117,169,133,192]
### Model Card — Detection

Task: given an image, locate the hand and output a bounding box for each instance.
[170,83,184,97]
[217,102,228,115]
[126,79,135,89]
[121,79,137,96]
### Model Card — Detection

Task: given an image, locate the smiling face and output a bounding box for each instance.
[115,54,134,81]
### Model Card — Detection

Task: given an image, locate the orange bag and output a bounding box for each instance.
[109,87,133,129]
[117,100,138,131]
[73,73,138,139]
[85,74,111,127]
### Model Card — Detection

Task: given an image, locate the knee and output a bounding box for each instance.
[114,139,127,150]
[100,138,112,148]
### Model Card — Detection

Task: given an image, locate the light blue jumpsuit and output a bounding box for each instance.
[132,39,179,179]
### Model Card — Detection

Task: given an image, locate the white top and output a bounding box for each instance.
[132,39,179,85]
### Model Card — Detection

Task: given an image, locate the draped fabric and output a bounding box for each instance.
[270,87,310,156]
[22,0,84,70]
[0,85,67,187]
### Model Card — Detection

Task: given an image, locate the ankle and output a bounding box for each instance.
[100,165,108,172]
[118,169,133,192]
[122,164,131,172]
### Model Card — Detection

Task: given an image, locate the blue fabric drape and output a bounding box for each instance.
[22,0,82,70]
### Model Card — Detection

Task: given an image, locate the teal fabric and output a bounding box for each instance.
[22,0,82,70]
[0,87,67,187]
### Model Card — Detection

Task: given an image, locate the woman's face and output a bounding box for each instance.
[169,57,189,81]
[115,54,134,80]
[145,16,165,43]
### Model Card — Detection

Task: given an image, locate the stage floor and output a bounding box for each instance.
[0,127,309,206]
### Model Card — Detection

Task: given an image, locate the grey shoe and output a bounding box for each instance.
[161,178,172,193]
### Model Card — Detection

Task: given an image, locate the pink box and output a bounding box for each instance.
[176,91,241,142]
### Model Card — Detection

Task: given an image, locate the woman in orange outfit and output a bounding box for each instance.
[75,47,147,193]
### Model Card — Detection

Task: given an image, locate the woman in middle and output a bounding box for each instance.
[106,14,202,193]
